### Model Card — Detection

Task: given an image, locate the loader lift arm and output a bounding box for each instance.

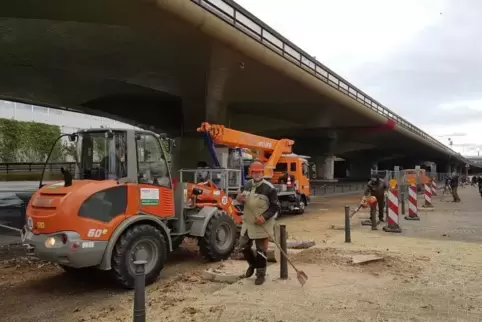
[197,122,295,178]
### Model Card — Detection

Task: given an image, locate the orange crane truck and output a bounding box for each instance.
[21,128,240,289]
[197,122,311,214]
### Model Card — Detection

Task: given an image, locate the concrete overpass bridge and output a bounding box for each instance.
[0,0,480,179]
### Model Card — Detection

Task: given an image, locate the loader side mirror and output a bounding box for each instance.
[68,133,77,142]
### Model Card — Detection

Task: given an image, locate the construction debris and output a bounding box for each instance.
[351,254,384,265]
[201,262,245,284]
[286,240,315,249]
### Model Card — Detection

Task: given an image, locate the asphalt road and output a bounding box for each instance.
[0,182,41,244]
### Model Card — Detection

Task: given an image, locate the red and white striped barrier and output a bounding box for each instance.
[431,180,437,196]
[423,183,433,208]
[405,184,420,220]
[383,188,402,233]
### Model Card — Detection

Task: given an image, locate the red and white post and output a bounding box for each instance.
[423,183,433,208]
[405,184,420,220]
[383,188,402,233]
[431,179,437,196]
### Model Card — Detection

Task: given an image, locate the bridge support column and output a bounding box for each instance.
[445,164,452,174]
[172,44,236,178]
[205,44,234,124]
[316,155,335,180]
[171,137,212,179]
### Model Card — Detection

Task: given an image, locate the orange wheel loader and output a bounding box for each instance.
[21,128,239,289]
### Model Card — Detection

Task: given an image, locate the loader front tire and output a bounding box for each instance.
[198,211,237,261]
[111,224,167,289]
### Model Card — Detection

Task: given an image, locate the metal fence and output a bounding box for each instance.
[191,0,476,167]
[0,162,76,174]
[310,181,366,196]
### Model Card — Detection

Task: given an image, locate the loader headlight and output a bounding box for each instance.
[45,237,57,248]
[44,234,68,248]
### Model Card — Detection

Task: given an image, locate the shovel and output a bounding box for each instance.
[259,222,308,286]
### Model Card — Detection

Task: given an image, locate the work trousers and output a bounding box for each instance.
[370,195,385,221]
[238,232,269,275]
[451,187,461,202]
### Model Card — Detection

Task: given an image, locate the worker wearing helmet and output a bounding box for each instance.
[236,161,280,285]
[362,173,388,230]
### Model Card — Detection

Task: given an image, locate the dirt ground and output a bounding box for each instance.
[2,187,482,321]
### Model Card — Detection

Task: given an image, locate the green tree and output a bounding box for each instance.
[0,119,62,163]
[0,119,21,162]
[20,121,62,162]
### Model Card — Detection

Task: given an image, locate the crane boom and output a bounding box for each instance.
[197,122,295,178]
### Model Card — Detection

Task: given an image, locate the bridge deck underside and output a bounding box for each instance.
[0,0,464,165]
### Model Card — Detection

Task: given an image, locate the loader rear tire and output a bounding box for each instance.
[111,224,167,289]
[198,211,237,261]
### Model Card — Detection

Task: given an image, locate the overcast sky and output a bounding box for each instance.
[236,0,482,156]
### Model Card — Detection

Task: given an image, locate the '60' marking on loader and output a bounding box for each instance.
[87,229,108,238]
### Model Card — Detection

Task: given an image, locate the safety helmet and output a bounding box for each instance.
[250,161,264,173]
[368,196,377,204]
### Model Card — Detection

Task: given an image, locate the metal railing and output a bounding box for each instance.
[310,181,366,196]
[0,162,76,174]
[191,0,477,167]
[179,168,242,193]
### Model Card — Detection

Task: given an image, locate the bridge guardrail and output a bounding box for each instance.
[192,0,477,167]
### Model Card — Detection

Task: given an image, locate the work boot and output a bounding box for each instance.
[242,248,257,278]
[255,268,266,285]
[245,265,255,278]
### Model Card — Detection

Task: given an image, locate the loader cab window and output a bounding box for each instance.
[302,161,309,178]
[77,131,127,180]
[136,133,170,188]
[290,163,297,172]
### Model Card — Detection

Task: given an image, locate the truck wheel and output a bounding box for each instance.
[297,200,306,214]
[198,212,237,261]
[111,224,167,289]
